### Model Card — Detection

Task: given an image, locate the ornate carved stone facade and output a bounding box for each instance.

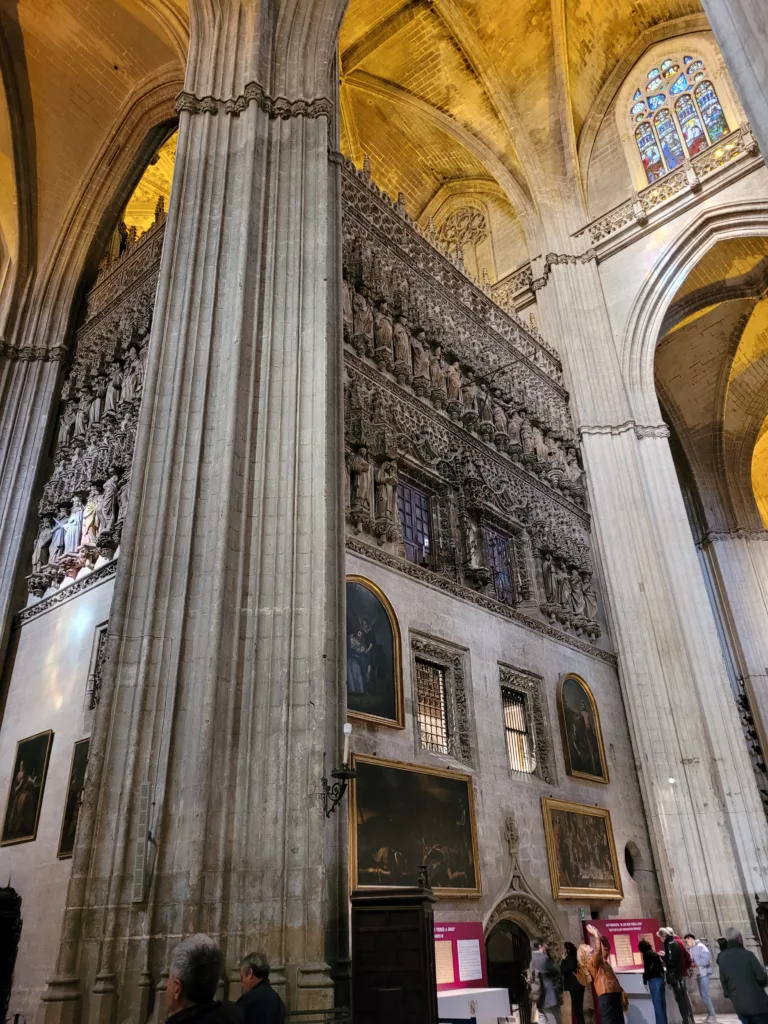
[342,161,604,650]
[25,210,164,605]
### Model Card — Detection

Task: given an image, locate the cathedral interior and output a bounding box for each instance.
[1,0,768,1020]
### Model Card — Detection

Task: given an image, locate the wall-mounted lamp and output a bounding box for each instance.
[322,722,356,818]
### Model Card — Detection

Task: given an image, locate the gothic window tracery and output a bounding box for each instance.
[629,52,730,183]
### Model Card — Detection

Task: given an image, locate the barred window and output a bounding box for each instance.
[415,658,449,754]
[397,482,432,565]
[502,686,536,774]
[484,526,516,606]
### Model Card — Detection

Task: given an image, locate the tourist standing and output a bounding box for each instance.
[639,939,668,1024]
[685,933,718,1022]
[583,925,626,1024]
[530,938,563,1024]
[165,934,242,1024]
[658,927,694,1024]
[718,927,768,1024]
[561,941,587,1024]
[238,952,286,1024]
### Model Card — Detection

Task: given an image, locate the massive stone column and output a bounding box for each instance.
[39,2,348,1023]
[534,252,768,942]
[702,0,768,157]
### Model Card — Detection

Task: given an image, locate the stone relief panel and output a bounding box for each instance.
[342,162,603,649]
[25,211,165,605]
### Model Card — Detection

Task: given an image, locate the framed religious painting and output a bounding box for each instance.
[57,738,90,859]
[350,754,481,897]
[1,730,54,846]
[542,797,623,900]
[557,673,609,783]
[346,575,404,728]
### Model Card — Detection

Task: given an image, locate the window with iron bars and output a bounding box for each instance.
[502,686,536,774]
[415,658,449,754]
[397,481,432,565]
[484,526,517,606]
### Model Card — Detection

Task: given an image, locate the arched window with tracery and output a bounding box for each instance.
[630,53,730,184]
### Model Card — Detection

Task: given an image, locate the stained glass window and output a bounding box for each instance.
[661,59,673,72]
[688,60,704,75]
[397,482,432,565]
[670,73,688,95]
[684,55,694,64]
[648,93,666,112]
[483,526,517,606]
[633,88,642,101]
[663,64,680,80]
[675,94,707,155]
[647,76,663,92]
[647,67,659,79]
[695,80,729,142]
[653,109,685,170]
[636,122,665,183]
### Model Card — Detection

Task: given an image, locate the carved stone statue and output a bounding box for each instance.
[583,573,598,620]
[122,347,140,404]
[541,552,556,603]
[32,518,54,572]
[429,345,447,395]
[570,570,585,616]
[104,362,123,416]
[89,376,106,427]
[520,413,535,458]
[116,474,131,529]
[349,447,372,513]
[556,559,571,608]
[492,395,508,436]
[393,314,412,381]
[57,404,75,447]
[446,360,462,403]
[532,424,548,464]
[373,300,394,366]
[375,460,398,521]
[64,497,85,555]
[352,285,374,355]
[461,370,477,422]
[51,507,69,562]
[74,390,91,438]
[82,487,102,546]
[507,408,523,448]
[565,449,584,488]
[342,270,355,341]
[411,330,429,395]
[101,474,120,534]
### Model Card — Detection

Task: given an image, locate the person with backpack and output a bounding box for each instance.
[529,937,562,1024]
[658,927,694,1024]
[685,933,717,1022]
[583,925,627,1024]
[639,939,668,1024]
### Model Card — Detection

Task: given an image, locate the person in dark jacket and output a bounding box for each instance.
[658,927,693,1024]
[639,939,667,1024]
[718,927,768,1024]
[717,938,728,965]
[166,934,243,1024]
[238,951,286,1024]
[561,941,587,1024]
[530,938,562,1024]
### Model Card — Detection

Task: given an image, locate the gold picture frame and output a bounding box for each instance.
[346,575,404,728]
[1,729,54,847]
[350,753,481,898]
[57,738,90,859]
[557,673,609,784]
[542,796,623,900]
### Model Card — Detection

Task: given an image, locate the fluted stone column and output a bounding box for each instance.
[702,0,768,157]
[39,3,348,1023]
[535,253,768,941]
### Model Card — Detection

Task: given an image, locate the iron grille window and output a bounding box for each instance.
[484,526,516,606]
[415,658,449,754]
[502,686,536,774]
[397,482,432,565]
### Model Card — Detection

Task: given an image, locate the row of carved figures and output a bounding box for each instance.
[57,344,146,448]
[540,553,599,639]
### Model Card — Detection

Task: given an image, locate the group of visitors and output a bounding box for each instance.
[164,934,286,1024]
[528,924,768,1024]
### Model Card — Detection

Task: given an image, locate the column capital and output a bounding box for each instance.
[175,81,333,120]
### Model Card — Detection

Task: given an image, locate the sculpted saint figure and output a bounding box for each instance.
[570,570,585,615]
[116,475,131,528]
[64,497,85,554]
[349,447,372,512]
[461,370,477,412]
[583,574,598,620]
[373,301,394,356]
[58,404,75,447]
[82,487,102,546]
[342,271,355,339]
[429,345,447,394]
[446,361,462,402]
[507,408,523,447]
[565,449,584,486]
[100,474,119,533]
[520,414,535,456]
[556,560,571,608]
[541,552,556,603]
[492,395,508,435]
[532,424,548,463]
[121,347,140,404]
[411,330,430,381]
[51,507,69,562]
[104,362,123,416]
[478,388,494,425]
[352,286,374,351]
[393,314,412,370]
[74,390,91,438]
[32,518,54,572]
[375,460,398,521]
[89,377,106,426]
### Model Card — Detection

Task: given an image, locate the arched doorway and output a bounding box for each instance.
[486,919,532,1024]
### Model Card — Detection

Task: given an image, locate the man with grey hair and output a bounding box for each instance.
[166,934,242,1024]
[718,927,768,1024]
[238,951,285,1024]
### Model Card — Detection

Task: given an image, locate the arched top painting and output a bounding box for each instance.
[557,674,609,784]
[346,575,404,728]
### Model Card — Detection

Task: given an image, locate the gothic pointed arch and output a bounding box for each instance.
[485,891,564,957]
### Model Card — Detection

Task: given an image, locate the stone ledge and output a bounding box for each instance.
[16,559,117,628]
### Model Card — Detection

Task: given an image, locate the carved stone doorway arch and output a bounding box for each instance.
[486,890,564,957]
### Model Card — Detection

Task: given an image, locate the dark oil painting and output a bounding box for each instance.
[352,756,480,896]
[543,798,622,899]
[1,730,53,846]
[346,577,402,726]
[559,674,608,783]
[58,738,90,858]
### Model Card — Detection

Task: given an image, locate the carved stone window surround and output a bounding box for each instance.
[410,632,473,767]
[498,663,556,785]
[85,620,109,711]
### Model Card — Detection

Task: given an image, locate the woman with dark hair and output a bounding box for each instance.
[584,925,626,1024]
[561,941,587,1024]
[639,939,668,1024]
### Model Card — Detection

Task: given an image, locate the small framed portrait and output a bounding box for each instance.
[57,739,90,859]
[1,730,54,846]
[351,754,481,897]
[557,673,609,783]
[346,575,404,728]
[542,796,623,900]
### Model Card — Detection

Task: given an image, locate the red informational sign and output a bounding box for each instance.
[434,921,488,991]
[582,918,661,972]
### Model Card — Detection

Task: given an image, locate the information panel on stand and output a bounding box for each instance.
[582,918,661,971]
[434,921,488,991]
